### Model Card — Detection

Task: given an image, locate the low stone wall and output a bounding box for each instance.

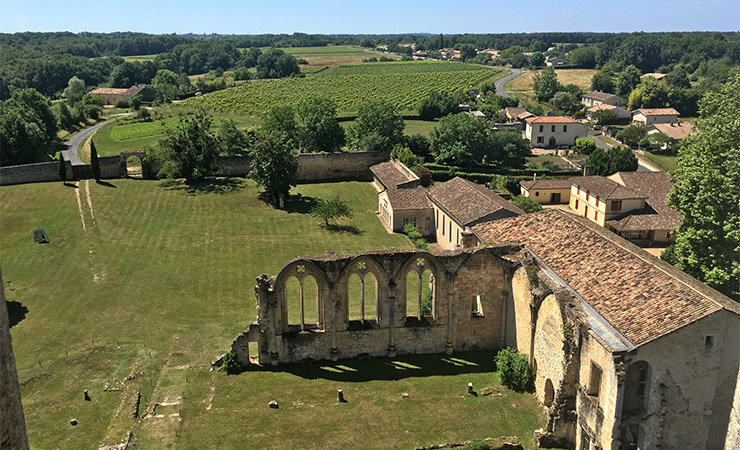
[1,151,389,186]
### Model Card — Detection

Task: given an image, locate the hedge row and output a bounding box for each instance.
[424,163,579,177]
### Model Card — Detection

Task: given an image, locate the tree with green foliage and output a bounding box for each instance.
[417,91,457,120]
[63,76,86,101]
[627,78,671,110]
[150,112,220,180]
[668,69,740,301]
[488,130,530,167]
[58,153,66,183]
[249,130,298,207]
[533,66,562,101]
[0,89,58,166]
[432,113,491,166]
[90,140,100,181]
[152,69,179,103]
[495,347,534,393]
[616,65,642,97]
[311,195,353,226]
[572,137,597,155]
[262,104,297,145]
[348,99,405,150]
[510,195,543,213]
[567,45,597,68]
[591,109,619,125]
[585,146,638,176]
[217,119,250,156]
[405,133,431,161]
[295,96,345,152]
[458,44,477,61]
[552,91,580,114]
[391,144,421,169]
[256,49,300,79]
[529,52,546,67]
[591,70,615,93]
[616,125,648,148]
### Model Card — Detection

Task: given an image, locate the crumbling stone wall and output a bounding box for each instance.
[233,246,520,366]
[0,268,30,450]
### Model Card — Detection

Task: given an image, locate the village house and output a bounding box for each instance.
[503,106,535,123]
[370,159,433,237]
[525,116,588,148]
[631,108,680,127]
[646,121,695,150]
[581,91,625,108]
[569,172,680,243]
[520,177,572,204]
[640,72,667,81]
[586,104,631,121]
[88,86,144,105]
[546,56,569,66]
[428,176,523,250]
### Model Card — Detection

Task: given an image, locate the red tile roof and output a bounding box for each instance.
[526,116,582,124]
[428,177,523,225]
[570,176,644,200]
[606,172,681,232]
[472,210,740,347]
[649,122,695,140]
[89,88,128,95]
[635,108,680,116]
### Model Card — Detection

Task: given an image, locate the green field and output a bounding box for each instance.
[643,151,679,172]
[180,62,502,115]
[276,45,390,66]
[316,61,495,76]
[1,179,545,449]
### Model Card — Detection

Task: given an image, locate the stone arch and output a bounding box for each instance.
[544,378,555,407]
[274,259,331,332]
[394,252,446,326]
[337,255,390,329]
[119,150,149,178]
[623,360,652,415]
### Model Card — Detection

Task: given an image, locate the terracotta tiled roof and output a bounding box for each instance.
[587,104,619,112]
[649,122,695,140]
[606,172,681,231]
[634,108,679,116]
[583,91,623,102]
[520,178,573,190]
[472,209,740,347]
[428,177,523,225]
[570,176,644,200]
[526,116,582,124]
[641,73,667,80]
[386,186,431,210]
[370,161,415,189]
[89,88,128,95]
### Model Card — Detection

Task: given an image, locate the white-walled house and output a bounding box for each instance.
[525,116,588,148]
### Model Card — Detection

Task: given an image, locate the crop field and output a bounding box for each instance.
[506,68,598,105]
[277,45,390,66]
[181,63,502,115]
[316,61,496,76]
[1,179,545,449]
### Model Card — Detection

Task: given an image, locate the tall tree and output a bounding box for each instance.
[533,67,562,101]
[295,96,345,152]
[63,76,86,101]
[151,69,179,103]
[591,70,615,93]
[150,112,220,180]
[668,69,740,301]
[249,131,298,207]
[217,119,250,156]
[432,113,492,166]
[616,65,642,97]
[58,153,66,183]
[90,140,101,181]
[348,99,405,150]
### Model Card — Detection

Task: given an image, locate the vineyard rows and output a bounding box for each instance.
[181,69,498,115]
[315,61,498,76]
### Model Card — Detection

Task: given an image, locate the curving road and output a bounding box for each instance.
[60,113,132,165]
[495,68,526,98]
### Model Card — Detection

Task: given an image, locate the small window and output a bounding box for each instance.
[537,136,544,143]
[442,215,446,235]
[705,335,715,347]
[449,222,452,241]
[586,192,590,201]
[472,295,483,317]
[539,125,544,132]
[535,191,539,197]
[594,210,598,220]
[575,199,579,209]
[595,196,599,206]
[551,125,556,132]
[577,186,580,195]
[588,362,602,398]
[563,125,568,132]
[611,200,622,211]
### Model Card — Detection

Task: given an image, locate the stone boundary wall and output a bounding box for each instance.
[0,151,389,186]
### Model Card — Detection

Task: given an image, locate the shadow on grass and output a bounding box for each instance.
[241,350,496,382]
[6,300,28,328]
[321,223,364,235]
[62,182,77,188]
[284,193,318,214]
[160,178,246,195]
[96,180,117,188]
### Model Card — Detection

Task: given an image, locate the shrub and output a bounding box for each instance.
[495,347,534,393]
[221,351,241,374]
[421,290,433,315]
[413,238,429,251]
[463,440,491,450]
[510,195,543,213]
[115,99,130,108]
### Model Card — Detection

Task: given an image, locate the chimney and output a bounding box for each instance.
[583,165,592,176]
[533,172,537,181]
[461,227,478,249]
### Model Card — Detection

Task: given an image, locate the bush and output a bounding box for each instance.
[413,238,429,251]
[463,440,491,450]
[221,351,241,374]
[115,99,130,108]
[495,347,534,393]
[510,195,543,213]
[421,290,433,315]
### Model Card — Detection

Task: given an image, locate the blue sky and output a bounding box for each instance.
[1,0,738,34]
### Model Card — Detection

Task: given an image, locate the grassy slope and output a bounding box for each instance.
[1,179,545,449]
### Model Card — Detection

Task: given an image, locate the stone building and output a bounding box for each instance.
[370,159,433,237]
[631,108,679,127]
[232,208,740,450]
[525,116,588,148]
[88,86,144,105]
[581,91,625,108]
[520,178,573,204]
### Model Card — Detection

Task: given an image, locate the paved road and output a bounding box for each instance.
[60,113,132,165]
[495,68,526,98]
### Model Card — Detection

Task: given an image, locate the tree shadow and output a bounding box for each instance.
[6,301,28,329]
[96,180,117,188]
[161,178,246,195]
[244,350,495,382]
[322,223,363,235]
[284,193,318,214]
[62,182,77,188]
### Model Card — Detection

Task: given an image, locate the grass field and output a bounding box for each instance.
[643,151,679,172]
[277,45,391,66]
[181,62,502,115]
[1,179,545,449]
[316,61,493,77]
[505,68,598,107]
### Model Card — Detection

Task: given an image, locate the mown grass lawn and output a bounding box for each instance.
[0,179,546,449]
[643,151,679,172]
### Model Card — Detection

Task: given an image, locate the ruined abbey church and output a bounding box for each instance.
[233,209,740,450]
